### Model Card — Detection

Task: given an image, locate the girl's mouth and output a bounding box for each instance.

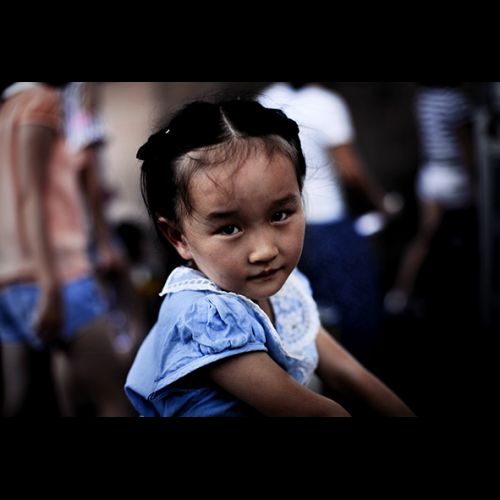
[249,267,282,280]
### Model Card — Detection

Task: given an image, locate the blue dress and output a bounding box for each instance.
[125,266,320,416]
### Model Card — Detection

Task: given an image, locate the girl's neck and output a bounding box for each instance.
[185,263,276,325]
[255,298,275,326]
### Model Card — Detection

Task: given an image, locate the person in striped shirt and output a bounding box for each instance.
[384,82,476,314]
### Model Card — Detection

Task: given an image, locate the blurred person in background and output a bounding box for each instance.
[258,82,402,369]
[384,82,476,316]
[55,81,147,414]
[0,81,133,416]
[63,84,146,352]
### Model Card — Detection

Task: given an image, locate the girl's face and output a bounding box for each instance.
[169,150,305,301]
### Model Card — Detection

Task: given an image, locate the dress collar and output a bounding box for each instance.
[159,265,318,365]
[159,266,222,296]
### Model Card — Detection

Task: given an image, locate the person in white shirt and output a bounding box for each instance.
[258,82,400,366]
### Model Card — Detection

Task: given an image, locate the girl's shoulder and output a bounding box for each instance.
[160,266,316,325]
[126,267,320,402]
[158,266,264,323]
[128,286,269,401]
[159,266,316,321]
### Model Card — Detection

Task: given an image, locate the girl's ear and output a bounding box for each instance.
[157,216,193,261]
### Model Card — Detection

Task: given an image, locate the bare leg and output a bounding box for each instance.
[1,342,31,416]
[53,316,135,416]
[385,200,444,313]
[51,350,78,416]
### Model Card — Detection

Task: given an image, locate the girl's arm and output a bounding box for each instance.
[315,328,416,416]
[208,351,351,417]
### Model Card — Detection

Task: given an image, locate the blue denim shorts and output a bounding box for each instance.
[0,276,108,350]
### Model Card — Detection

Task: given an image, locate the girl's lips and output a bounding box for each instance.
[249,267,282,280]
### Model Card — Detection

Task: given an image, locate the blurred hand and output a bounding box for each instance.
[382,192,404,218]
[34,285,64,343]
[96,243,127,276]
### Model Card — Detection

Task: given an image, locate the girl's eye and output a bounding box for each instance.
[271,211,289,222]
[219,225,241,236]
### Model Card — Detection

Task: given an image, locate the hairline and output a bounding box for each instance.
[172,135,302,223]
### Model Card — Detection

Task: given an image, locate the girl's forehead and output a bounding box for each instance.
[187,135,296,171]
[188,150,299,208]
[192,148,290,185]
[189,139,267,167]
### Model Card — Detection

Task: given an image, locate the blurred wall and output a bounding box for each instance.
[100,82,158,226]
[333,82,420,193]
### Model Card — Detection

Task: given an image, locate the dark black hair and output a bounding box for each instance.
[287,81,311,90]
[137,99,306,264]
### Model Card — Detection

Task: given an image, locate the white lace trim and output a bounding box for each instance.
[160,266,217,295]
[271,272,320,356]
[159,266,320,376]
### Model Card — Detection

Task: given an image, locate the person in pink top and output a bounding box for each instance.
[0,82,132,416]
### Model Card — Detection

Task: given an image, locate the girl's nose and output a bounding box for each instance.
[248,235,279,264]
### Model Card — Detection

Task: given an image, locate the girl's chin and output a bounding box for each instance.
[246,277,288,300]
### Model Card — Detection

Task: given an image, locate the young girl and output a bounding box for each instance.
[125,99,415,417]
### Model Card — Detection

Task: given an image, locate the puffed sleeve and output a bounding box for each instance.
[152,293,269,390]
[180,294,267,355]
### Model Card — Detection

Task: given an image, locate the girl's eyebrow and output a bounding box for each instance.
[205,193,299,222]
[206,209,240,222]
[270,193,300,209]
